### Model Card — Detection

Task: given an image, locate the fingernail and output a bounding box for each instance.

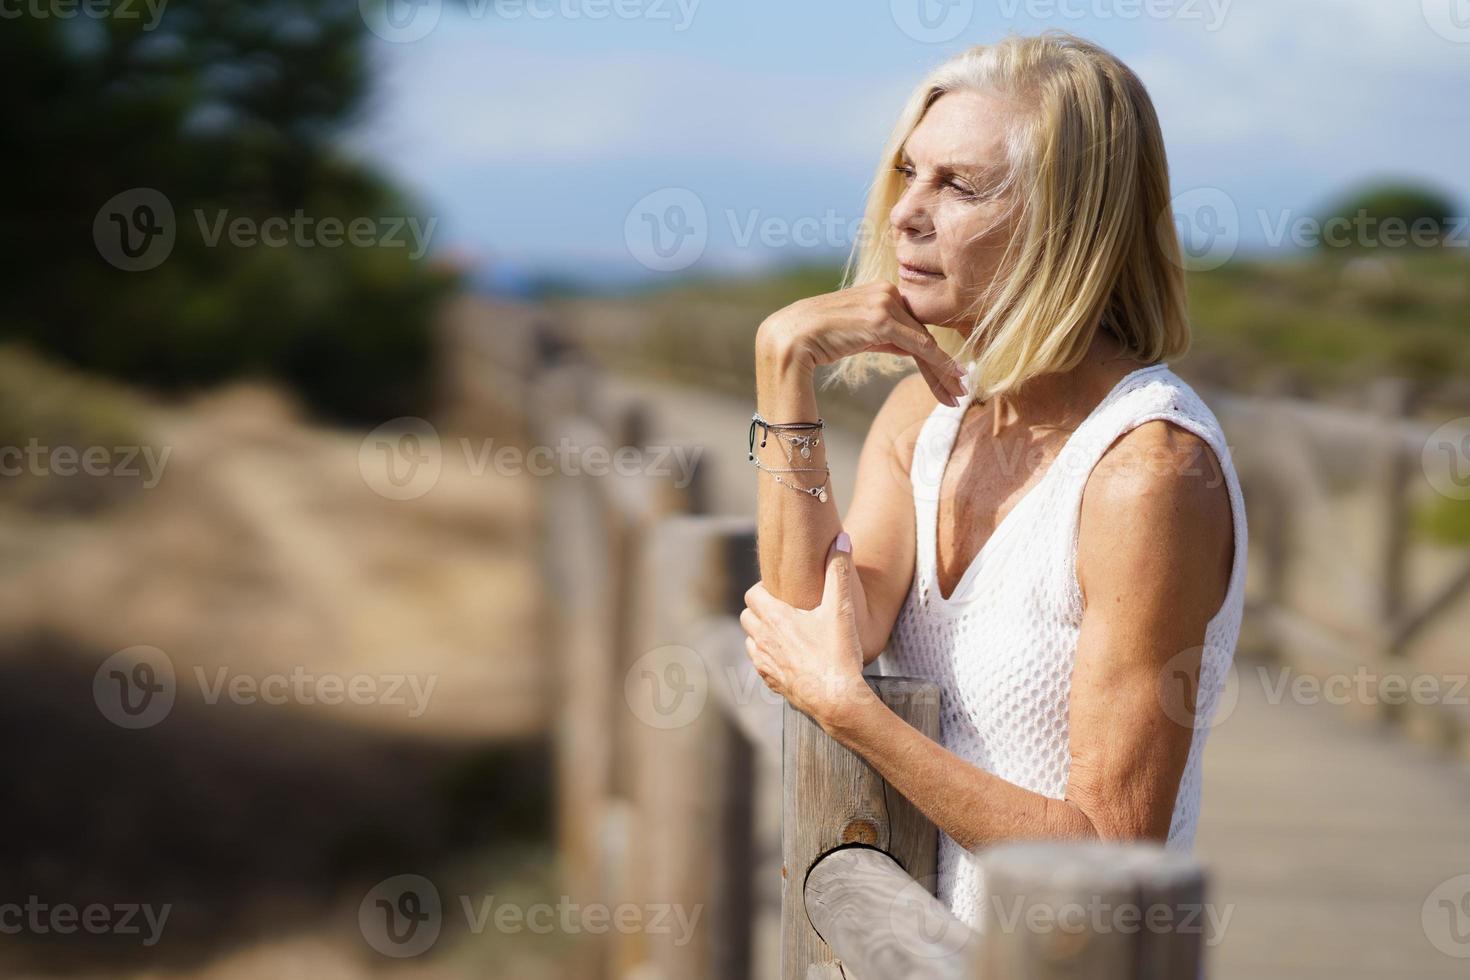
[835,531,852,554]
[958,373,971,396]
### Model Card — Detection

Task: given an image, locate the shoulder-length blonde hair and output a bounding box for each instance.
[835,31,1189,398]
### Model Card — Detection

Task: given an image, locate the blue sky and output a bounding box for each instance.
[351,0,1470,286]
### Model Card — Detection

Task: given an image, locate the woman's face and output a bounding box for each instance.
[889,89,1024,334]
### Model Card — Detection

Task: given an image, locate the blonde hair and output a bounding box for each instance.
[835,31,1189,398]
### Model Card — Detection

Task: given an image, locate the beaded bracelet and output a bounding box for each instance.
[748,412,824,464]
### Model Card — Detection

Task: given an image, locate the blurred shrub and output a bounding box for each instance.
[0,345,158,512]
[1415,495,1470,548]
[1316,180,1461,251]
[0,3,455,423]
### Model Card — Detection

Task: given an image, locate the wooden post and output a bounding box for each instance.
[782,677,941,978]
[623,515,761,980]
[1369,377,1415,728]
[978,841,1209,979]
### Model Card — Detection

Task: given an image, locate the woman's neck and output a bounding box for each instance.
[978,333,1142,438]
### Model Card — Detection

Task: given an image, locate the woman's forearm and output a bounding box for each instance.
[753,328,842,610]
[824,694,1100,852]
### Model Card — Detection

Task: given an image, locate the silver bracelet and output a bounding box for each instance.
[752,457,830,503]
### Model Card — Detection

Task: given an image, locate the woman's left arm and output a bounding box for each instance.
[740,421,1234,851]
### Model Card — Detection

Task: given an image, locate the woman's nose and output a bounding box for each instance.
[889,186,933,239]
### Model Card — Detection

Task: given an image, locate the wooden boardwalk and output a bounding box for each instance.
[605,374,1470,979]
[1197,667,1470,979]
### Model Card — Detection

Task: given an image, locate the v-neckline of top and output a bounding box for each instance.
[931,363,1167,604]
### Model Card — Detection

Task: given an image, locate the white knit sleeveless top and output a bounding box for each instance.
[874,363,1248,929]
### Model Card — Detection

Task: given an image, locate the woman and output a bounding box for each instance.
[738,31,1247,929]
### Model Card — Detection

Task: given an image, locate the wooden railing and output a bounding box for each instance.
[522,327,1216,979]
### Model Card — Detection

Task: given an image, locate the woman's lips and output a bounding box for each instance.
[899,261,944,282]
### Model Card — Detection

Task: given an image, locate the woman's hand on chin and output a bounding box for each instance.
[754,281,967,406]
[739,531,878,732]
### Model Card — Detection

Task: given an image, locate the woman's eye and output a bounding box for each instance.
[895,166,916,181]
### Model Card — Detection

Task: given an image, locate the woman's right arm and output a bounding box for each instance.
[753,282,965,661]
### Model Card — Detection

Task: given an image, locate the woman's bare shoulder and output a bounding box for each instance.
[867,372,947,469]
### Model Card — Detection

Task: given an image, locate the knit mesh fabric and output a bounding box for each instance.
[874,364,1249,930]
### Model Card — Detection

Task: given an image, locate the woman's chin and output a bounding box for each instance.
[897,285,960,327]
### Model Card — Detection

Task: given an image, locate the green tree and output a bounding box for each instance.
[0,2,454,421]
[1316,181,1461,252]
